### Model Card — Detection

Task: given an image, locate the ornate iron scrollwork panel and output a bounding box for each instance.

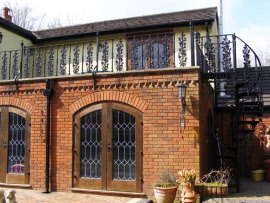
[204,38,216,72]
[73,43,80,74]
[161,34,171,68]
[47,47,54,76]
[178,31,187,67]
[131,37,139,70]
[221,35,232,71]
[12,51,19,79]
[243,44,251,68]
[146,36,154,69]
[115,39,124,71]
[1,52,8,80]
[86,42,93,73]
[35,48,42,77]
[24,49,31,78]
[101,41,109,72]
[60,46,67,75]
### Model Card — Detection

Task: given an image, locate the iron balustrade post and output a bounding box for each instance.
[96,31,99,71]
[82,42,85,74]
[195,32,200,68]
[190,21,195,66]
[232,34,237,72]
[20,41,24,79]
[8,51,11,80]
[173,32,176,67]
[56,45,59,76]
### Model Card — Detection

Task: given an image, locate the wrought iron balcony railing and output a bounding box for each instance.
[0,31,193,81]
[0,31,263,84]
[196,33,262,75]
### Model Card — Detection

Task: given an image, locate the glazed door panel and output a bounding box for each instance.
[0,107,30,184]
[73,103,142,192]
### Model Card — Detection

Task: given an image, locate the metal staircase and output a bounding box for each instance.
[196,34,263,192]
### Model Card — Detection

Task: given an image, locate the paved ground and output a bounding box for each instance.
[0,177,269,203]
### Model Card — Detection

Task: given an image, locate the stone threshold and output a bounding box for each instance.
[71,188,147,198]
[0,183,32,189]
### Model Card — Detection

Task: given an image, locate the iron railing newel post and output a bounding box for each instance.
[195,32,200,68]
[190,21,195,66]
[232,34,237,72]
[96,31,99,71]
[20,41,24,79]
[173,32,176,68]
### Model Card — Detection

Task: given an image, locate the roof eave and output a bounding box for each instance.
[35,18,215,43]
[0,17,37,41]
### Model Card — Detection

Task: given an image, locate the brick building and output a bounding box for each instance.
[0,6,269,199]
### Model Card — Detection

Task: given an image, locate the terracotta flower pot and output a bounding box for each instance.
[181,183,197,203]
[153,186,178,203]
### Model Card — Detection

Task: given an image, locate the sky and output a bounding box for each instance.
[1,0,270,53]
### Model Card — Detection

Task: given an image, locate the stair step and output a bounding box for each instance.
[239,129,255,133]
[238,101,263,105]
[225,147,237,151]
[232,137,246,141]
[238,121,260,125]
[234,81,249,88]
[216,155,237,159]
[236,92,259,97]
[238,111,263,115]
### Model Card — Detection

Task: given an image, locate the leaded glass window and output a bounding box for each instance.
[8,113,25,174]
[80,110,102,179]
[113,110,136,181]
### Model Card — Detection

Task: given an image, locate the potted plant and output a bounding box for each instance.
[153,171,178,203]
[177,169,197,203]
[195,167,231,197]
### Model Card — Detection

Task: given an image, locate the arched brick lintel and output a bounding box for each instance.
[0,97,35,114]
[69,91,148,114]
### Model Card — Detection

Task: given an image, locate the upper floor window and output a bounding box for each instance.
[127,31,173,70]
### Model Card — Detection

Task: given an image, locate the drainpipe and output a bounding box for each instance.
[43,79,54,193]
[218,0,227,97]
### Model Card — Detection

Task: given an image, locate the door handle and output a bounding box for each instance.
[106,144,111,152]
[3,142,7,149]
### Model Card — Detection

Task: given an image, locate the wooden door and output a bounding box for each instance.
[73,103,142,192]
[0,107,30,184]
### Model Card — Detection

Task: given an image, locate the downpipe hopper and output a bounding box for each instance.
[43,79,54,98]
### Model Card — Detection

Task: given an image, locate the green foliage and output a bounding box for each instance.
[154,171,177,188]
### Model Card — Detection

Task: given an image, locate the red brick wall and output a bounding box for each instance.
[0,67,205,195]
[198,81,214,177]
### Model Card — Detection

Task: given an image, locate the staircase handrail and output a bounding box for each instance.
[196,33,262,74]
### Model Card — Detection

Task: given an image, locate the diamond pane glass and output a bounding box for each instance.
[80,110,102,179]
[113,110,136,181]
[8,113,25,174]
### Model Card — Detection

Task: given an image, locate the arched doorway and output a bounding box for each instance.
[0,107,30,184]
[73,102,143,192]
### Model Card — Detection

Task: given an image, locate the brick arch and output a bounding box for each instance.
[0,97,35,114]
[69,91,148,114]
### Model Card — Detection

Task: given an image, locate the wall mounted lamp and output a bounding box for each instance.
[0,32,3,44]
[177,83,187,114]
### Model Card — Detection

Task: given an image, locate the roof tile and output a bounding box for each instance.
[32,7,217,40]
